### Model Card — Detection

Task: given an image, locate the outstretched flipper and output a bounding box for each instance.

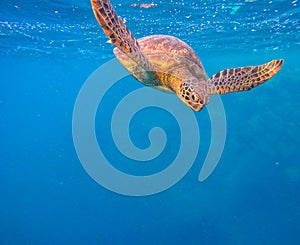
[91,0,157,82]
[207,59,283,94]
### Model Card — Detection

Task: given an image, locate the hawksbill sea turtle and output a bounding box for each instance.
[91,0,283,112]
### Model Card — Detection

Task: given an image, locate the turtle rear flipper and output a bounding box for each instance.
[91,0,157,82]
[207,59,284,94]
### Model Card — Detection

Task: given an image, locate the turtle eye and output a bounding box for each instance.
[191,92,199,102]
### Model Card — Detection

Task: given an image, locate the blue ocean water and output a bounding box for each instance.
[0,0,299,244]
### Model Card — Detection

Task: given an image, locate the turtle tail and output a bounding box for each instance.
[206,59,284,94]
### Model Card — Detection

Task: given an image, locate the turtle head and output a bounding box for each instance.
[176,78,210,112]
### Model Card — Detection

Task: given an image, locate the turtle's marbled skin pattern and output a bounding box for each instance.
[178,78,210,111]
[91,0,158,83]
[207,59,284,94]
[91,0,137,55]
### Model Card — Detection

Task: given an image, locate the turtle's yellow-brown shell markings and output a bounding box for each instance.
[91,0,283,111]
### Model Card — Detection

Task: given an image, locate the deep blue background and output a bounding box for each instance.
[0,0,299,244]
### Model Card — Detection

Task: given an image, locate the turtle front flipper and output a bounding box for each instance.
[91,0,137,54]
[207,59,284,94]
[176,78,210,112]
[91,0,157,81]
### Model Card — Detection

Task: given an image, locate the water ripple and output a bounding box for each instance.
[0,0,299,59]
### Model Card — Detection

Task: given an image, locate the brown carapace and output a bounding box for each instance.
[91,0,284,112]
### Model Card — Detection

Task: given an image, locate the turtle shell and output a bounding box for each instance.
[113,34,207,89]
